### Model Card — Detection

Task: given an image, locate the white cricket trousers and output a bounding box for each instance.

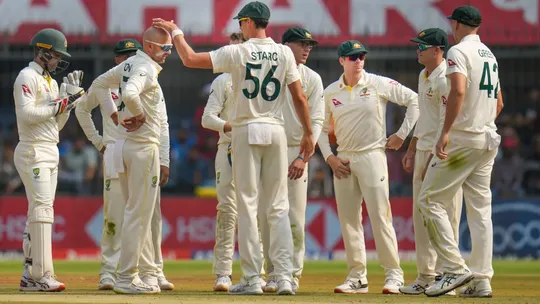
[418,145,497,279]
[100,173,124,279]
[231,124,293,283]
[213,143,237,276]
[333,148,403,283]
[14,141,59,280]
[413,150,462,282]
[116,140,160,283]
[260,146,307,279]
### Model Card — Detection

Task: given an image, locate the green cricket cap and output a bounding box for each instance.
[282,27,318,45]
[447,5,482,27]
[410,28,448,48]
[337,40,368,57]
[114,39,142,55]
[233,1,271,20]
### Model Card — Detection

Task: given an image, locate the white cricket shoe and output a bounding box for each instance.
[258,276,267,289]
[98,277,115,290]
[30,272,66,292]
[293,277,299,293]
[263,276,277,293]
[141,274,161,293]
[158,276,175,291]
[429,276,455,296]
[334,279,369,294]
[213,275,232,292]
[399,280,430,295]
[382,279,403,294]
[277,280,295,295]
[459,278,492,298]
[113,277,160,295]
[228,277,263,295]
[19,266,40,292]
[424,271,474,297]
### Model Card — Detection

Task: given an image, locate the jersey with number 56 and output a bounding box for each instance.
[210,38,301,127]
[446,34,499,148]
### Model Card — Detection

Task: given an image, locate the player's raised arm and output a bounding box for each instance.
[152,18,213,69]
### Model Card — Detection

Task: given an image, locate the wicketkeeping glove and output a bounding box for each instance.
[63,70,84,87]
[50,82,85,116]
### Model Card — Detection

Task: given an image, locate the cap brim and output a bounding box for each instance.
[232,15,242,20]
[56,50,71,58]
[342,49,368,56]
[447,15,456,20]
[287,38,318,45]
[115,48,138,55]
[410,37,428,44]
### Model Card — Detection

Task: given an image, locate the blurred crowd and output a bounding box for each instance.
[1,87,539,199]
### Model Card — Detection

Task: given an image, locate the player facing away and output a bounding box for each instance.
[201,32,256,292]
[318,40,419,294]
[259,26,324,293]
[91,26,172,294]
[153,0,315,296]
[420,5,504,298]
[75,39,174,291]
[399,28,463,296]
[15,28,85,292]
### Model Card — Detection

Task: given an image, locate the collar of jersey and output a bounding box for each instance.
[338,70,368,90]
[135,50,163,73]
[29,61,45,75]
[460,34,480,43]
[246,37,275,44]
[424,60,446,82]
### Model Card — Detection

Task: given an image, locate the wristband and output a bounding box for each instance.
[297,155,304,161]
[171,29,184,38]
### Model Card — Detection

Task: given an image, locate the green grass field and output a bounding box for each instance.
[0,260,538,303]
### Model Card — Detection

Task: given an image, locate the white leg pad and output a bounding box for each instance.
[29,206,54,280]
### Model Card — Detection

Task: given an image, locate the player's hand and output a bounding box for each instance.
[152,18,179,33]
[51,83,85,115]
[121,113,146,132]
[159,165,170,186]
[327,155,351,179]
[385,134,405,150]
[63,70,84,87]
[288,157,306,180]
[299,134,315,162]
[402,150,415,173]
[223,122,232,133]
[436,133,449,160]
[110,112,119,126]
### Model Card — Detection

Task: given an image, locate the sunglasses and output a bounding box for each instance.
[145,40,173,52]
[346,53,366,61]
[417,44,444,51]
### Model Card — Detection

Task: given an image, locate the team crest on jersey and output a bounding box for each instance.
[152,176,158,188]
[359,87,370,97]
[426,87,433,98]
[332,98,343,107]
[33,168,40,179]
[448,59,457,67]
[105,179,111,191]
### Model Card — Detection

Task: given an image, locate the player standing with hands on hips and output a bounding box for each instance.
[260,26,324,293]
[420,5,503,298]
[91,26,173,294]
[75,39,174,291]
[318,40,419,294]
[15,28,85,292]
[153,0,315,295]
[400,28,463,296]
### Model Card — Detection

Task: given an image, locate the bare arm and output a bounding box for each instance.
[497,89,504,117]
[442,73,467,134]
[288,80,312,136]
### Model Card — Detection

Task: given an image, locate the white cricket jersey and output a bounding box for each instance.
[91,50,170,166]
[282,64,325,146]
[414,60,449,152]
[75,87,122,151]
[201,73,234,145]
[445,34,500,149]
[209,38,301,126]
[318,71,419,161]
[13,62,64,143]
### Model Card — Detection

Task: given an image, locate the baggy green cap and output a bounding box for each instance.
[282,27,318,45]
[233,1,270,20]
[410,28,449,48]
[114,39,142,55]
[338,40,368,57]
[447,5,482,27]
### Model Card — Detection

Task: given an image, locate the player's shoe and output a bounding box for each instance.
[98,277,115,290]
[382,279,403,294]
[113,277,160,294]
[157,276,175,291]
[141,274,161,293]
[334,279,369,294]
[293,276,299,293]
[19,266,40,292]
[429,275,455,296]
[263,276,277,293]
[258,276,267,289]
[30,272,66,292]
[228,277,263,295]
[459,278,492,298]
[213,275,232,292]
[277,280,295,295]
[399,280,430,295]
[424,271,474,297]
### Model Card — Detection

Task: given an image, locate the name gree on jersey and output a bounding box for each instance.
[478,49,494,59]
[250,51,278,61]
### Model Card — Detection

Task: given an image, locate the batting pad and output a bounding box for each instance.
[29,222,54,280]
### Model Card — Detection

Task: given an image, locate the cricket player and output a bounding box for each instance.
[153,0,315,295]
[318,40,419,294]
[91,26,172,294]
[420,5,503,297]
[399,29,463,296]
[201,32,244,291]
[260,26,324,293]
[15,28,85,292]
[75,39,174,291]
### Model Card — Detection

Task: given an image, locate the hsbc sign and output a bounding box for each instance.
[0,0,538,46]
